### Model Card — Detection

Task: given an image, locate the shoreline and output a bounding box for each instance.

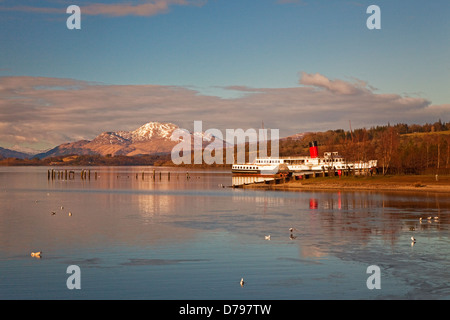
[241,175,450,194]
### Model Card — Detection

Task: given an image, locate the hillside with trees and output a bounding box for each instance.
[280,120,450,175]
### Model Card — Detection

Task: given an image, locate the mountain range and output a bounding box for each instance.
[1,121,304,160]
[32,122,226,159]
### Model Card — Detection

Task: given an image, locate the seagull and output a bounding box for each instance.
[265,235,271,240]
[60,206,64,210]
[68,212,72,216]
[31,251,42,258]
[51,211,56,215]
[434,216,439,220]
[240,278,245,287]
[411,236,416,243]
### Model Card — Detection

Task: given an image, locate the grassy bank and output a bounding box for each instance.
[243,174,450,193]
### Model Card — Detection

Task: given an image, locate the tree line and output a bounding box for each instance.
[281,121,450,175]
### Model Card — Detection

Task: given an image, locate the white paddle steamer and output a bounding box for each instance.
[231,141,377,176]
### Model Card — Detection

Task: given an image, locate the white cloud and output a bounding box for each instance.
[0,74,448,153]
[0,0,206,17]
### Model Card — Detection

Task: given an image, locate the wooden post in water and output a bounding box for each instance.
[168,172,170,180]
[95,172,98,180]
[142,172,144,180]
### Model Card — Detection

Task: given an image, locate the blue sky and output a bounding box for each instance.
[0,0,449,152]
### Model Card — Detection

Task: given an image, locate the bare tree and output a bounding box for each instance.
[378,127,399,175]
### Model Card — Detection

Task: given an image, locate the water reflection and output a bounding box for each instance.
[1,167,450,299]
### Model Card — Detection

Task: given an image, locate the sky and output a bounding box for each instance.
[0,0,449,153]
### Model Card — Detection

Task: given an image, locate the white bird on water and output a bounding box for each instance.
[411,236,416,243]
[240,278,245,287]
[265,235,271,240]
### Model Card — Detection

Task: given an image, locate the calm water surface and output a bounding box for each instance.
[1,166,450,300]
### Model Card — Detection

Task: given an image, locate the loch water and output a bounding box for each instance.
[1,166,450,300]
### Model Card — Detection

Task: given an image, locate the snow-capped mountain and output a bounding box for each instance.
[130,122,179,142]
[87,122,179,146]
[35,122,227,159]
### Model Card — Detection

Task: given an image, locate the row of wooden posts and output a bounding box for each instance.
[47,169,191,181]
[47,169,96,180]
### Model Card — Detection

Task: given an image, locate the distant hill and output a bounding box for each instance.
[34,140,94,159]
[0,147,31,159]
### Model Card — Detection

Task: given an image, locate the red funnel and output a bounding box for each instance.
[309,141,318,158]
